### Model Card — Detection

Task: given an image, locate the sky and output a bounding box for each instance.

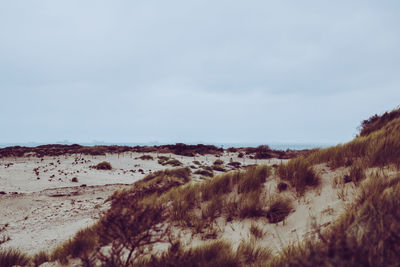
[1,1,400,145]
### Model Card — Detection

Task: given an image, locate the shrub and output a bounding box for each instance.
[139,155,153,160]
[359,108,400,136]
[0,248,30,267]
[162,158,183,167]
[250,223,265,239]
[94,161,112,170]
[267,196,293,223]
[213,159,224,165]
[277,181,289,192]
[212,165,226,172]
[194,169,214,177]
[71,177,78,183]
[228,161,241,168]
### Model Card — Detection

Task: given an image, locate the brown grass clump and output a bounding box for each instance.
[277,158,319,194]
[0,248,30,267]
[194,169,214,177]
[94,161,112,170]
[213,159,224,165]
[138,155,153,160]
[158,157,183,167]
[267,196,293,223]
[250,223,266,239]
[32,251,50,267]
[51,226,98,264]
[277,181,289,192]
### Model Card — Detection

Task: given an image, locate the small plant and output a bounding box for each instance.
[213,159,224,165]
[138,155,153,160]
[212,165,226,172]
[158,157,183,167]
[267,196,293,223]
[71,177,78,183]
[94,161,112,170]
[228,161,241,168]
[194,169,214,177]
[348,164,365,183]
[250,223,265,239]
[277,181,289,192]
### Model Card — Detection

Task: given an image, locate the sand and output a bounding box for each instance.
[0,152,275,255]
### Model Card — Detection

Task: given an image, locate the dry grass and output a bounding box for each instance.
[0,248,30,267]
[266,174,400,266]
[277,157,319,194]
[50,226,98,264]
[266,195,293,223]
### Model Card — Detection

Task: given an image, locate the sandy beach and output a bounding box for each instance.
[0,151,278,255]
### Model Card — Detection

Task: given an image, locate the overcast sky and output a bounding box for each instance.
[1,1,399,145]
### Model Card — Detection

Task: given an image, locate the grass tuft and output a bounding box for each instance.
[277,158,319,194]
[0,248,30,267]
[267,196,293,223]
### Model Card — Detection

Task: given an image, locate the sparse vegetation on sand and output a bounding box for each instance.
[10,107,400,266]
[277,157,320,194]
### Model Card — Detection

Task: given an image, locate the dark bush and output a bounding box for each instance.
[95,161,112,170]
[277,182,289,192]
[267,197,293,223]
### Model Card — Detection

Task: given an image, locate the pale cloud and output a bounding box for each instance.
[1,1,399,144]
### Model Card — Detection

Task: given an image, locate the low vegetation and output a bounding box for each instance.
[277,157,320,194]
[0,248,30,267]
[9,107,400,266]
[158,156,183,167]
[94,161,112,170]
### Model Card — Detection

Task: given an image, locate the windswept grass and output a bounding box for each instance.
[137,240,238,267]
[266,196,293,223]
[32,251,50,267]
[304,115,400,169]
[50,226,98,264]
[277,157,319,194]
[267,173,400,266]
[0,248,30,267]
[163,165,270,226]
